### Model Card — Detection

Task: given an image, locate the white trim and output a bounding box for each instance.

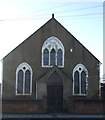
[23,71,25,94]
[36,81,37,99]
[98,62,101,98]
[79,72,81,94]
[16,62,33,95]
[1,59,3,95]
[42,36,65,67]
[73,63,88,96]
[73,64,88,77]
[55,50,57,65]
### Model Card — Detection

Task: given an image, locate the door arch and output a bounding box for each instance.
[47,72,63,113]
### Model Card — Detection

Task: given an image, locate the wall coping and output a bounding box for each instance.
[2,114,105,119]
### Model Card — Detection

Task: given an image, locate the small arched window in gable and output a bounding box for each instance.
[42,36,64,67]
[73,64,88,96]
[16,62,32,95]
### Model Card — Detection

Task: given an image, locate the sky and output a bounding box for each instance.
[0,0,103,83]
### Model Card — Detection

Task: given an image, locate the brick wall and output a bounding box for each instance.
[74,101,104,114]
[2,99,47,114]
[68,97,105,114]
[2,97,105,114]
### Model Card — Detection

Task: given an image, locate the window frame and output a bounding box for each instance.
[74,71,79,94]
[42,36,64,68]
[17,69,23,94]
[73,64,88,96]
[16,62,33,95]
[50,48,56,66]
[43,48,49,66]
[57,49,63,66]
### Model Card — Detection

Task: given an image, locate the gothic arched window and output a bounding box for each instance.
[73,64,88,95]
[25,70,31,94]
[17,70,23,94]
[42,36,64,67]
[81,71,86,94]
[50,49,56,65]
[16,62,32,95]
[57,49,63,66]
[43,48,49,65]
[74,71,79,94]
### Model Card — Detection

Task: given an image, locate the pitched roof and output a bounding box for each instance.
[3,14,100,63]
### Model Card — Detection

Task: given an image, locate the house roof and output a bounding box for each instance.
[3,14,100,63]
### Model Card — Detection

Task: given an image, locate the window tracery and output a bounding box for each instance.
[73,64,88,95]
[42,36,64,67]
[16,62,32,95]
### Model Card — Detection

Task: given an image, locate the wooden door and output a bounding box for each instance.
[47,72,63,113]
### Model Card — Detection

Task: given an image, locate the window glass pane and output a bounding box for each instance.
[81,71,86,94]
[74,71,79,94]
[101,84,105,99]
[17,70,23,94]
[25,70,31,94]
[50,49,56,65]
[57,49,62,66]
[43,48,49,65]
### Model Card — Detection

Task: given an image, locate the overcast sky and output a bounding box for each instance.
[0,0,103,83]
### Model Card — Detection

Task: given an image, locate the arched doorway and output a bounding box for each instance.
[47,72,63,113]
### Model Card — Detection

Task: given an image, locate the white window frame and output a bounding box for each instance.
[16,62,33,95]
[73,63,88,96]
[42,36,65,67]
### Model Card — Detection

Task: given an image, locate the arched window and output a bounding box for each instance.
[73,64,88,95]
[17,70,23,94]
[42,36,64,67]
[43,48,49,65]
[25,70,31,94]
[16,62,32,95]
[81,71,86,94]
[50,49,56,65]
[74,71,79,94]
[57,49,63,66]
